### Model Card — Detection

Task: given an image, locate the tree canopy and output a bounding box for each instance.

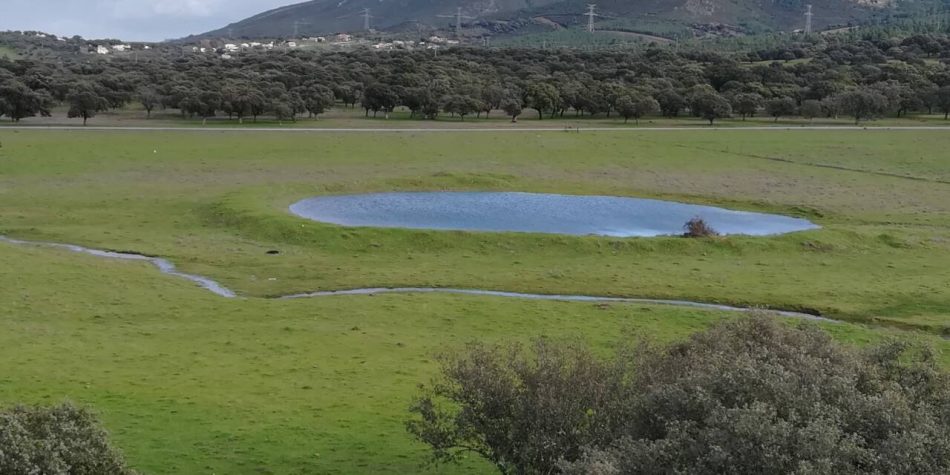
[408,316,950,475]
[0,402,134,475]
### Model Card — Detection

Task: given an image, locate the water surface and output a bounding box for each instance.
[290,192,818,237]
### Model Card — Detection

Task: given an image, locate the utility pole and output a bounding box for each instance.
[586,4,597,33]
[227,27,233,39]
[804,4,813,34]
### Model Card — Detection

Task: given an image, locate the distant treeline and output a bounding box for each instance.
[2,32,950,124]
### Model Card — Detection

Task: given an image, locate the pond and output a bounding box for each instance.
[289,192,819,237]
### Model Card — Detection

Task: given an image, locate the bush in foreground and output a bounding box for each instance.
[0,402,134,475]
[408,316,950,474]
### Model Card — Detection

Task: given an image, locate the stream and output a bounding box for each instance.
[1,235,833,322]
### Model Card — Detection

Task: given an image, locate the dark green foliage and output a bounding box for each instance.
[299,84,335,118]
[362,83,399,118]
[442,94,483,121]
[730,92,763,120]
[66,84,109,126]
[654,89,686,117]
[136,88,160,118]
[833,89,890,124]
[0,78,50,122]
[616,93,659,124]
[409,316,950,475]
[800,99,824,121]
[3,29,950,124]
[765,96,797,121]
[0,402,134,475]
[691,91,733,125]
[525,82,560,120]
[936,86,950,119]
[502,98,523,122]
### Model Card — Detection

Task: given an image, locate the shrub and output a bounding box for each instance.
[0,402,134,475]
[408,316,950,475]
[683,217,718,237]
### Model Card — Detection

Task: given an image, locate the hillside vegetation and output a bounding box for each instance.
[195,0,941,40]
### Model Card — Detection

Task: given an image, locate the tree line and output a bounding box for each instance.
[2,32,950,125]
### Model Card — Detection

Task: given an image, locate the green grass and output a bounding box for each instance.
[1,127,948,473]
[0,45,18,59]
[1,129,948,332]
[2,243,946,474]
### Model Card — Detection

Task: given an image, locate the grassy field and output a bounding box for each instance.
[1,127,948,473]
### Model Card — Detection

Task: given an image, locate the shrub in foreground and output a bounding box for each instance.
[0,402,134,475]
[408,316,950,474]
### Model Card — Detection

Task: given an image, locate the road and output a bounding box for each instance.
[2,125,949,133]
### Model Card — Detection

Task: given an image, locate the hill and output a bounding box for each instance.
[193,0,940,41]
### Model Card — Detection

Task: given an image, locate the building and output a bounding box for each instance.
[96,45,110,55]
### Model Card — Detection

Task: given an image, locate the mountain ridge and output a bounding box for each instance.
[189,0,935,40]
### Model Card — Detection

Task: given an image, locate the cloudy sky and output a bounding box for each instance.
[0,0,299,41]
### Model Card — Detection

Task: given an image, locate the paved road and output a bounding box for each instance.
[2,125,949,133]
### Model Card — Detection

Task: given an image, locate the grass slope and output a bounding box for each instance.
[1,127,948,473]
[2,243,946,474]
[1,129,948,333]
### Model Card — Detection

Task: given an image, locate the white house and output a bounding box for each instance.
[287,41,298,48]
[223,44,239,52]
[112,44,131,52]
[96,45,110,54]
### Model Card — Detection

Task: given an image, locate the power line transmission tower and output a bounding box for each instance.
[293,20,310,38]
[437,7,477,38]
[804,4,813,34]
[361,8,372,31]
[586,4,598,33]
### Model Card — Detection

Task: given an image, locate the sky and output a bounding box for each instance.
[0,0,299,41]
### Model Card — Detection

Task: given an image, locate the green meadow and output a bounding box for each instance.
[1,128,948,473]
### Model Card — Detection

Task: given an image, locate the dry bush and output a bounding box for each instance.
[683,217,719,237]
